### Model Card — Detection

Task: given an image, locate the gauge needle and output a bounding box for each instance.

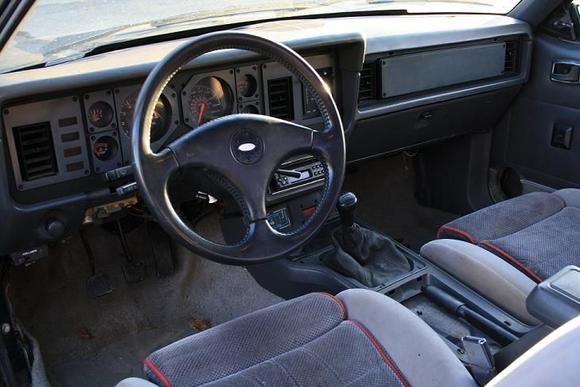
[197,103,205,125]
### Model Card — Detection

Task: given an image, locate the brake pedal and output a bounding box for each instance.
[116,219,146,283]
[147,222,175,277]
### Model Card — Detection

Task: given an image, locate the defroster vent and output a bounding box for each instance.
[504,39,519,74]
[13,122,58,181]
[268,77,294,120]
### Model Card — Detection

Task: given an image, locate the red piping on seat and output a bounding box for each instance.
[144,358,171,387]
[437,225,477,244]
[319,292,348,320]
[479,241,542,283]
[349,320,411,387]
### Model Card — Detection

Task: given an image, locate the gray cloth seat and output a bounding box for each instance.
[121,289,476,387]
[423,189,580,323]
[116,289,580,387]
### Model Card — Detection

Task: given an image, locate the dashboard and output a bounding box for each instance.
[0,14,532,257]
[3,54,333,192]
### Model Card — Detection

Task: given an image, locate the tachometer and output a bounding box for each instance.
[189,76,234,127]
[119,92,171,142]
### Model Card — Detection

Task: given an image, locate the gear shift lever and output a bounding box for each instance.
[337,192,357,232]
[325,191,411,287]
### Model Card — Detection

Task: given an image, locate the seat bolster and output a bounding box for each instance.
[488,315,580,387]
[115,377,158,387]
[421,239,539,325]
[554,188,580,209]
[337,289,476,387]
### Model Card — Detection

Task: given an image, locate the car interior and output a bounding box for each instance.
[1,0,580,386]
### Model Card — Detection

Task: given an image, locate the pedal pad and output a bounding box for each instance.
[123,262,146,283]
[148,222,175,277]
[87,273,113,298]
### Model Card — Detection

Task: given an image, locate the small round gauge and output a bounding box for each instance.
[236,74,257,98]
[93,135,118,161]
[240,104,259,114]
[119,93,171,142]
[189,76,234,127]
[87,101,114,128]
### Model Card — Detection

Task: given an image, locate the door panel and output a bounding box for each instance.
[492,33,580,190]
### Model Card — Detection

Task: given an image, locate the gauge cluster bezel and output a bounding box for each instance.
[113,85,180,166]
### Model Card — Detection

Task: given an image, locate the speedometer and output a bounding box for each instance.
[189,76,234,127]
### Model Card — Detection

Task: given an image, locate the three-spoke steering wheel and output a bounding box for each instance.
[132,32,345,265]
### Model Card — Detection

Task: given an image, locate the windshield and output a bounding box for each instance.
[0,0,521,74]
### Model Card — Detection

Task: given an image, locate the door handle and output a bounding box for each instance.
[551,60,580,84]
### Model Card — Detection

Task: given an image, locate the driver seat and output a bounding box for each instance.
[116,289,580,387]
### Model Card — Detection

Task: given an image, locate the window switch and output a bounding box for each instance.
[552,124,574,150]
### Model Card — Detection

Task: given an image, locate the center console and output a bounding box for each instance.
[247,194,538,372]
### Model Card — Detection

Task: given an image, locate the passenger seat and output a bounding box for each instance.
[421,189,580,324]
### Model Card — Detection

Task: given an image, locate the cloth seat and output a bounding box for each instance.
[122,290,475,387]
[422,189,580,323]
[117,289,580,387]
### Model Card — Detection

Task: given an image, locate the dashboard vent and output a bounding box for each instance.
[504,39,519,74]
[268,77,294,120]
[13,122,58,181]
[358,62,376,102]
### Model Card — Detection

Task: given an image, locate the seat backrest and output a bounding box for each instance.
[487,315,580,386]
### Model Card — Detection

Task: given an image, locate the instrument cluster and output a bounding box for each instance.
[81,64,267,172]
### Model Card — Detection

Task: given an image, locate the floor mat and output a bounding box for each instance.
[343,154,458,251]
[9,222,282,387]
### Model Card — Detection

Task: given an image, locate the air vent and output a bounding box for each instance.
[504,39,519,74]
[268,77,294,120]
[13,122,58,181]
[358,62,377,102]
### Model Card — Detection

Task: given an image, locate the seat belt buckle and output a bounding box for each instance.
[462,336,496,386]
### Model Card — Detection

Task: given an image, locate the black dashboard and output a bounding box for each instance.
[0,14,532,257]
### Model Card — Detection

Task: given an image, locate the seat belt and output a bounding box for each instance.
[462,336,496,386]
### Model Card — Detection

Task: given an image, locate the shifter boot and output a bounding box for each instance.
[323,224,411,287]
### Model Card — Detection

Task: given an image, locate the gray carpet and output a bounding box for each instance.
[343,154,458,251]
[9,222,282,387]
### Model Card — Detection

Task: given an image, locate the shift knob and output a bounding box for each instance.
[337,192,357,231]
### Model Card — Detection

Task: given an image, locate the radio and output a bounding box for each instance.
[271,160,325,192]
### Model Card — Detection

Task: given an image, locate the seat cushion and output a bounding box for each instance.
[436,189,580,283]
[437,191,565,244]
[143,290,475,387]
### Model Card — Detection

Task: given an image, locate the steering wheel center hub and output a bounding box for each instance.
[231,129,264,165]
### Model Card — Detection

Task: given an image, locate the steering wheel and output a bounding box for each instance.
[132,32,345,265]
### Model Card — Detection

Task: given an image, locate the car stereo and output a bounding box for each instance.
[271,160,325,192]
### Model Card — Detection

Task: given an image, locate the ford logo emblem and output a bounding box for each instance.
[231,130,263,164]
[238,142,256,152]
